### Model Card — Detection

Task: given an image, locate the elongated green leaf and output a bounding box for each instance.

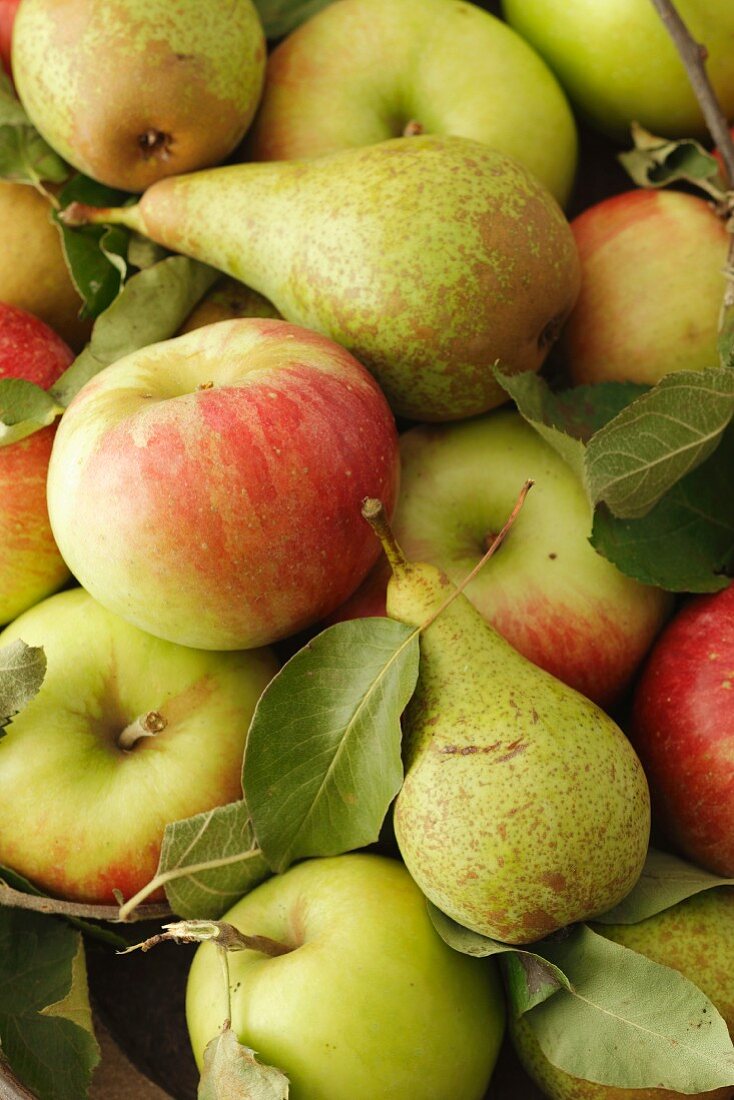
[619,125,726,193]
[494,367,646,485]
[528,925,734,1092]
[0,909,100,1100]
[585,368,734,519]
[591,422,734,592]
[51,256,219,407]
[0,641,45,735]
[157,802,270,920]
[254,0,332,38]
[199,1027,289,1099]
[0,378,63,445]
[427,904,570,1015]
[595,849,734,925]
[244,619,419,874]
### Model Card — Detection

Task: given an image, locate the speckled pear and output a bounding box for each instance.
[363,502,650,945]
[61,134,581,422]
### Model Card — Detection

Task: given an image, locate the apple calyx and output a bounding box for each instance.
[138,128,173,162]
[403,119,425,136]
[118,709,167,751]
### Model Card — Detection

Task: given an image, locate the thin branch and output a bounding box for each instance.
[0,879,171,922]
[649,0,734,315]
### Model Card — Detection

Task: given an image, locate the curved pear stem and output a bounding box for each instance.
[362,498,408,572]
[418,478,534,633]
[60,201,146,233]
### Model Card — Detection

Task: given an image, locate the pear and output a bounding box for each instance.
[12,0,266,192]
[511,889,734,1099]
[177,276,280,335]
[0,182,90,350]
[362,500,650,945]
[62,134,581,421]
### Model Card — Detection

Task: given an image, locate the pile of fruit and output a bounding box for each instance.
[0,0,733,1098]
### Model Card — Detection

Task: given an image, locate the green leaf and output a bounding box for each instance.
[0,378,63,445]
[0,73,69,187]
[156,802,270,920]
[591,422,734,592]
[0,641,45,735]
[51,256,219,407]
[427,904,570,1015]
[244,619,419,874]
[253,0,332,38]
[619,124,727,193]
[199,1026,289,1099]
[0,909,100,1100]
[494,366,646,484]
[585,368,734,519]
[526,925,734,1092]
[595,849,734,925]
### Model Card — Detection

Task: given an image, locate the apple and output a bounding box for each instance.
[501,0,734,142]
[630,584,734,877]
[0,586,278,903]
[186,853,505,1100]
[0,302,73,626]
[46,318,400,651]
[331,409,671,709]
[512,887,734,1098]
[561,189,729,387]
[247,0,577,207]
[0,0,19,76]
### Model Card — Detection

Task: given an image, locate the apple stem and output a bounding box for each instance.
[119,920,294,959]
[362,498,408,573]
[118,710,167,751]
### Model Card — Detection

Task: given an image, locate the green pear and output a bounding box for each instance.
[362,501,650,945]
[511,889,734,1099]
[62,134,581,422]
[12,0,266,193]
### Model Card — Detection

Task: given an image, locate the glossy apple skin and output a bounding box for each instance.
[630,586,734,876]
[502,0,734,142]
[47,318,399,650]
[331,410,670,709]
[562,190,728,387]
[0,302,73,625]
[0,587,278,903]
[186,854,505,1100]
[0,0,19,75]
[248,0,577,206]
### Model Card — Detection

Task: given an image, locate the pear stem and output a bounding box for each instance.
[59,201,146,234]
[362,498,408,571]
[418,478,534,634]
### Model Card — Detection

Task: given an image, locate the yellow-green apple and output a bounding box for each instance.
[562,189,729,386]
[247,0,577,206]
[46,318,399,651]
[0,302,72,626]
[630,585,734,877]
[12,0,266,192]
[331,410,670,709]
[0,182,91,351]
[501,0,734,142]
[186,853,505,1100]
[511,888,734,1099]
[0,587,278,903]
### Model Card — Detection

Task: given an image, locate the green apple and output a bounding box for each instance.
[563,189,729,386]
[511,888,734,1098]
[0,587,278,903]
[248,0,577,206]
[332,409,671,709]
[186,854,505,1100]
[502,0,734,141]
